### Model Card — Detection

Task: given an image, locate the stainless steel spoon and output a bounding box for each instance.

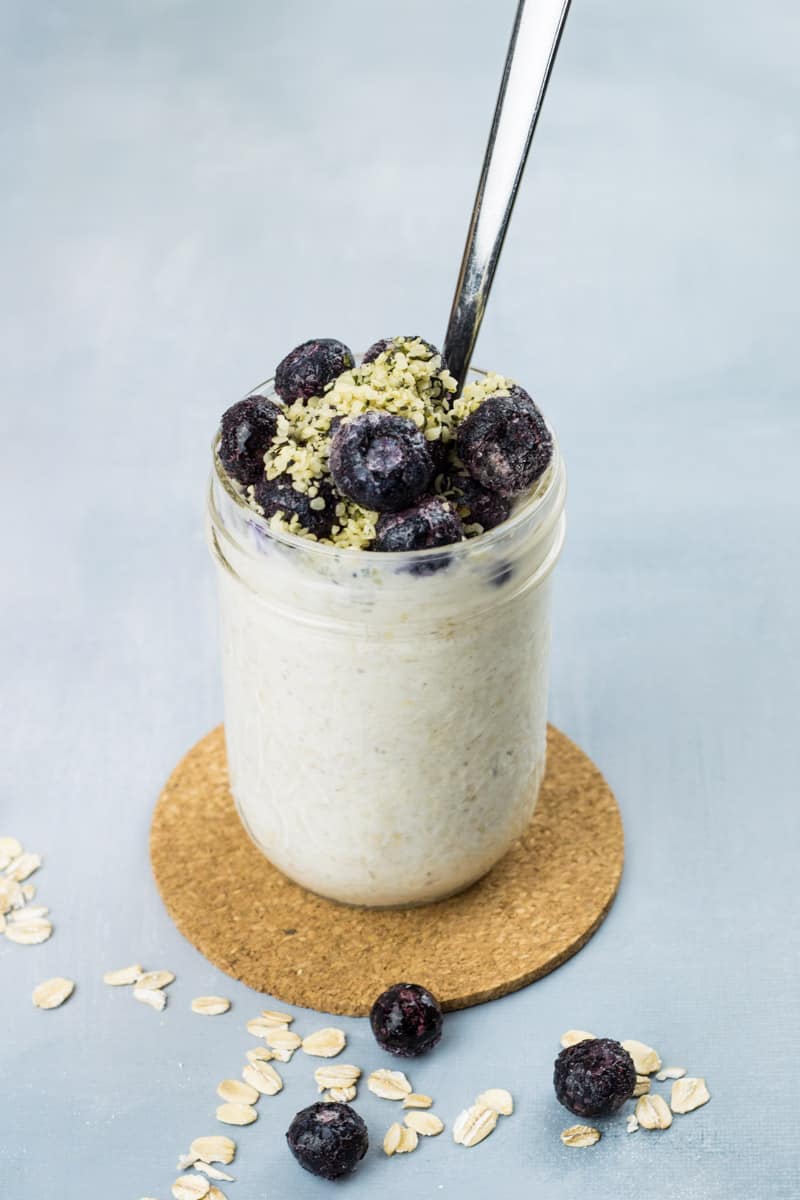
[443,0,573,390]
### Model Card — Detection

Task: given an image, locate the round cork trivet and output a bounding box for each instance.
[150,725,623,1015]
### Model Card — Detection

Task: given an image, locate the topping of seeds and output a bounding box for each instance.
[4,852,42,882]
[172,1177,210,1200]
[621,1040,662,1075]
[657,1066,687,1082]
[404,1110,444,1136]
[32,977,74,1010]
[302,1028,346,1058]
[242,1061,283,1096]
[216,1103,258,1127]
[560,1124,601,1148]
[560,1030,596,1049]
[383,1122,403,1156]
[216,1080,259,1105]
[314,1063,361,1092]
[633,1075,651,1097]
[635,1093,673,1130]
[189,1137,236,1165]
[367,1069,413,1100]
[134,987,167,1012]
[4,917,52,945]
[670,1077,710,1114]
[265,1027,302,1052]
[192,996,231,1016]
[453,1104,497,1147]
[402,1093,433,1109]
[103,964,143,986]
[137,970,175,990]
[475,1088,513,1116]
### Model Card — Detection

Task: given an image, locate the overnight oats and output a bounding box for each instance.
[206,336,566,906]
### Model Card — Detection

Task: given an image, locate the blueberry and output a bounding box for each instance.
[456,385,552,498]
[451,476,511,531]
[370,982,443,1057]
[374,496,463,553]
[553,1038,636,1117]
[218,395,282,486]
[286,1102,368,1180]
[275,338,354,402]
[329,411,434,512]
[252,474,336,539]
[362,335,445,367]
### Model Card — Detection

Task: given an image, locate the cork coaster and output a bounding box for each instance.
[150,725,623,1015]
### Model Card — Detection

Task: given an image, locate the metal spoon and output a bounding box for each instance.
[443,0,573,390]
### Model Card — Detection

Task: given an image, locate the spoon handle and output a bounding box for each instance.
[443,0,573,389]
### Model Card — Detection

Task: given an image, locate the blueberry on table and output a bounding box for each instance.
[452,476,511,531]
[329,411,435,512]
[275,338,354,402]
[286,1102,368,1180]
[252,474,336,540]
[456,385,553,498]
[374,496,464,553]
[553,1038,636,1117]
[362,335,445,366]
[218,395,282,486]
[370,982,443,1056]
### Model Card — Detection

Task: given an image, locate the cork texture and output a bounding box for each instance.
[150,725,624,1015]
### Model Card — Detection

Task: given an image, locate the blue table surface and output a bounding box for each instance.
[1,2,798,1197]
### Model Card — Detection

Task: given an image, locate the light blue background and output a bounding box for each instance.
[1,2,798,1197]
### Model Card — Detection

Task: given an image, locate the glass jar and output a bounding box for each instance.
[206,374,566,907]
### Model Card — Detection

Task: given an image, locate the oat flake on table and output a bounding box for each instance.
[189,1136,236,1165]
[193,1162,234,1182]
[403,1093,433,1109]
[636,1093,673,1130]
[216,1102,258,1127]
[475,1088,513,1116]
[622,1039,662,1075]
[32,977,74,1009]
[103,963,143,986]
[560,1124,601,1147]
[301,1027,346,1057]
[4,917,52,945]
[404,1110,444,1136]
[453,1104,497,1147]
[134,986,167,1011]
[172,1176,210,1200]
[670,1077,710,1114]
[314,1063,361,1091]
[217,1079,259,1105]
[657,1066,686,1081]
[192,996,230,1016]
[560,1029,596,1048]
[137,969,175,990]
[368,1069,413,1100]
[242,1061,283,1096]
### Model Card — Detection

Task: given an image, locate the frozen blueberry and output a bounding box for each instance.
[451,476,511,531]
[553,1038,636,1118]
[286,1102,368,1180]
[218,395,282,486]
[456,385,552,498]
[329,411,434,512]
[362,335,445,367]
[374,496,463,553]
[275,338,354,402]
[252,474,336,539]
[370,982,443,1057]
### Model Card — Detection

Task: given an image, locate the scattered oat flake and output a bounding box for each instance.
[0,879,23,914]
[404,1110,444,1136]
[403,1093,433,1109]
[453,1104,497,1147]
[397,1126,418,1153]
[192,996,231,1016]
[9,905,49,920]
[242,1061,283,1096]
[636,1093,673,1130]
[134,987,167,1011]
[269,1046,294,1063]
[5,852,41,882]
[265,1027,302,1051]
[560,1029,596,1049]
[622,1040,662,1075]
[216,1103,257,1126]
[245,1017,276,1038]
[314,1063,361,1091]
[560,1124,601,1147]
[137,969,175,990]
[0,837,23,863]
[626,1114,639,1134]
[302,1027,346,1057]
[475,1088,513,1116]
[261,1009,293,1026]
[193,1163,234,1183]
[670,1077,710,1114]
[207,1189,228,1200]
[383,1122,403,1156]
[217,1079,259,1105]
[21,883,35,901]
[5,917,52,945]
[32,977,74,1009]
[189,1137,236,1165]
[325,1085,357,1102]
[103,964,143,986]
[633,1075,651,1097]
[657,1066,687,1082]
[368,1069,413,1100]
[246,1046,274,1066]
[172,1176,210,1200]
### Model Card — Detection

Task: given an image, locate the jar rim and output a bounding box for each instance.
[211,369,565,565]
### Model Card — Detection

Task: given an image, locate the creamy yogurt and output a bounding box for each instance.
[207,423,566,907]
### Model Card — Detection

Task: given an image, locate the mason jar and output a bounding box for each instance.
[206,373,566,907]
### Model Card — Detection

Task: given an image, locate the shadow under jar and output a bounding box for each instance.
[206,371,566,907]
